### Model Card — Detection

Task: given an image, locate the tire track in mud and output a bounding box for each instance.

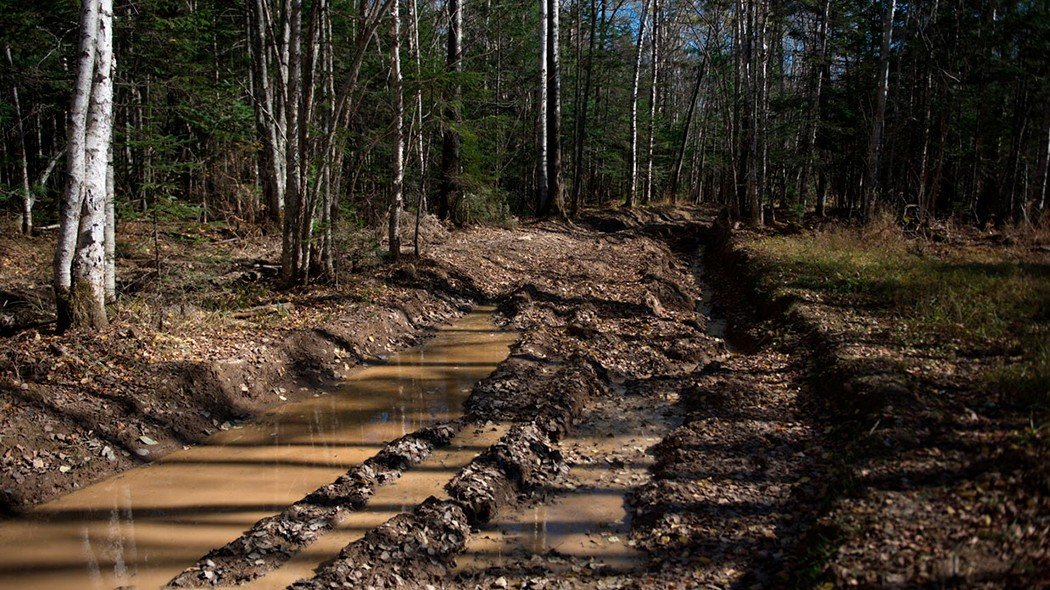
[453,384,680,587]
[281,211,723,589]
[288,359,603,589]
[167,421,466,586]
[165,209,744,589]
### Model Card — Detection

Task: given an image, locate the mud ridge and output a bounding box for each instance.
[167,421,463,587]
[705,218,913,418]
[291,359,604,589]
[0,255,482,512]
[701,218,1048,587]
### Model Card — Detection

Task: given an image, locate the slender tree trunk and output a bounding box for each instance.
[55,0,101,331]
[438,0,463,222]
[281,0,304,283]
[862,0,896,222]
[389,0,405,258]
[570,0,598,215]
[643,0,660,205]
[1035,112,1050,218]
[409,0,426,255]
[5,45,33,235]
[915,69,933,222]
[669,51,707,202]
[536,0,549,213]
[626,0,652,208]
[544,0,565,216]
[249,0,285,224]
[800,0,829,216]
[105,139,116,302]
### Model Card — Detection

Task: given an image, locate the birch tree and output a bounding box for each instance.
[4,45,32,235]
[544,0,565,216]
[643,0,660,204]
[408,0,427,255]
[626,0,652,208]
[54,0,114,331]
[536,0,550,214]
[388,0,405,258]
[247,0,286,223]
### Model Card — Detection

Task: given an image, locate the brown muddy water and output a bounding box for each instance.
[0,307,515,590]
[457,388,677,577]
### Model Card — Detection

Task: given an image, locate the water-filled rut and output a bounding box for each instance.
[0,307,515,590]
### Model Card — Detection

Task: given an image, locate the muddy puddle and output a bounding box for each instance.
[692,246,760,353]
[243,422,510,589]
[456,389,678,578]
[692,246,728,341]
[0,307,515,590]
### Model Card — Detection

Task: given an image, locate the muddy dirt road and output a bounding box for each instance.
[0,208,1042,589]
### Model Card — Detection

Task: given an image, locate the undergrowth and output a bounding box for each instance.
[749,220,1049,410]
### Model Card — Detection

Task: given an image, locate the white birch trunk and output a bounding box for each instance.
[72,0,113,329]
[55,0,100,330]
[546,0,564,215]
[389,0,405,258]
[627,0,652,207]
[5,45,33,235]
[643,0,660,204]
[281,0,303,282]
[537,0,549,211]
[105,131,116,302]
[409,0,427,256]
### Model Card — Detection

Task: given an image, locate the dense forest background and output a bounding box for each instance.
[1,0,1047,240]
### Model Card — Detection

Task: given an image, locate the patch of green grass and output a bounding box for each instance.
[749,224,1049,408]
[985,339,1050,410]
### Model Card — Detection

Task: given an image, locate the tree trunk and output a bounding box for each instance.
[669,51,707,202]
[643,0,660,205]
[544,0,565,216]
[626,0,653,208]
[388,0,405,258]
[799,0,829,216]
[438,0,463,223]
[409,0,427,255]
[105,138,116,302]
[55,0,101,331]
[862,0,896,222]
[281,0,305,283]
[536,0,549,214]
[71,0,114,331]
[570,0,598,216]
[5,45,33,235]
[248,0,285,224]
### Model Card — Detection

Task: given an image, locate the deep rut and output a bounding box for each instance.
[0,210,832,590]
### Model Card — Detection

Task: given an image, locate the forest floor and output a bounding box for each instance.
[0,208,1047,588]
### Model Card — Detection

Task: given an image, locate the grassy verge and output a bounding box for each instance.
[747,221,1049,410]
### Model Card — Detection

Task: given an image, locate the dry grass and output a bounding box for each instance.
[750,218,1049,408]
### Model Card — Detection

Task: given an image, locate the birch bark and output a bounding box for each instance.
[389,0,405,257]
[71,0,114,329]
[626,0,652,208]
[55,0,100,330]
